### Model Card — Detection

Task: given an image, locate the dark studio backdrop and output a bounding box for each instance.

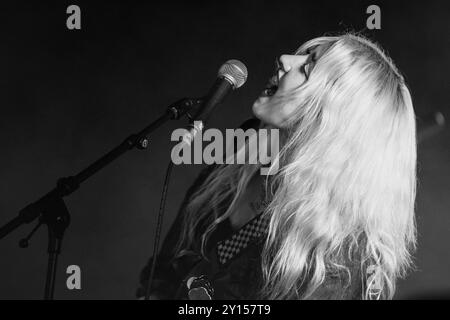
[0,0,448,299]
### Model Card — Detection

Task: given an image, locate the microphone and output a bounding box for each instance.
[182,59,248,145]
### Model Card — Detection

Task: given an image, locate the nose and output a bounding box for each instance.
[277,55,292,80]
[278,55,293,72]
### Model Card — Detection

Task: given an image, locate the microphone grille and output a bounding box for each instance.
[218,59,248,89]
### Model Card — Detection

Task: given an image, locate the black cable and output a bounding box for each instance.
[144,160,174,300]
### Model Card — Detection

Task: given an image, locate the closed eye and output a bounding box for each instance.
[300,64,309,79]
[302,52,317,78]
[301,60,315,79]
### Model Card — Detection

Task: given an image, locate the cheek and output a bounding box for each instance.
[279,72,307,92]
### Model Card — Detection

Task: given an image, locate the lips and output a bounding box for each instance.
[261,85,278,97]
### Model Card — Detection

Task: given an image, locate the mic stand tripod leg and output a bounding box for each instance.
[40,197,71,300]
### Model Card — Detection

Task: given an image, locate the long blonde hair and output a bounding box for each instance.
[175,33,417,300]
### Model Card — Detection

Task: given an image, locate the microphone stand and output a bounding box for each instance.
[0,97,202,300]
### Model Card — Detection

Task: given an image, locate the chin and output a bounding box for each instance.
[251,98,267,120]
[252,111,275,128]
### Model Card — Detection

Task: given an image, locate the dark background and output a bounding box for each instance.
[0,0,448,299]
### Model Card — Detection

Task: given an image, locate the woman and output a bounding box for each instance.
[137,33,417,300]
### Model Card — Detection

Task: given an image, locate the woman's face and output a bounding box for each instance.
[252,43,329,128]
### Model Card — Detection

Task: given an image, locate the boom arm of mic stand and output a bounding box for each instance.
[0,97,202,240]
